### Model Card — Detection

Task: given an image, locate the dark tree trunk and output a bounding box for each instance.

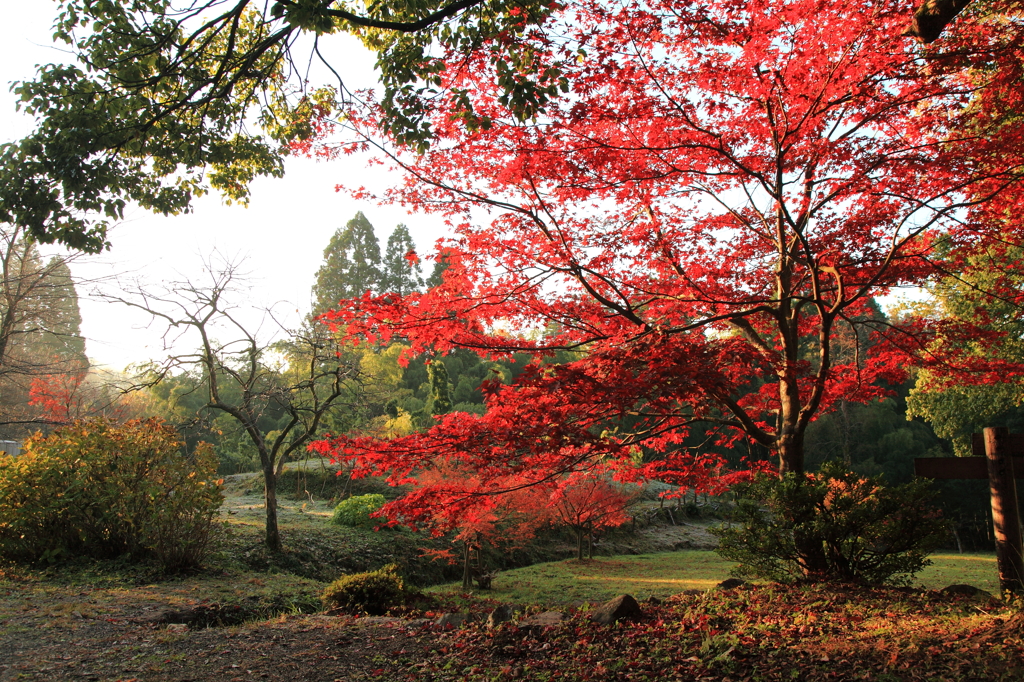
[777,433,829,578]
[462,541,472,589]
[263,463,282,552]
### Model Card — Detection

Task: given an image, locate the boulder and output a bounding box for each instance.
[520,611,564,628]
[434,612,469,628]
[941,584,992,600]
[715,578,746,590]
[486,605,515,628]
[590,594,643,625]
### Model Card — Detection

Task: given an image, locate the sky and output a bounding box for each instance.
[0,4,449,372]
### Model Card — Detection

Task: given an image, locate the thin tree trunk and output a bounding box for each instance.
[263,464,282,552]
[462,541,472,589]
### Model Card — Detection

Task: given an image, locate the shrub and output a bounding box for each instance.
[713,462,945,586]
[330,493,387,528]
[0,418,222,570]
[321,563,405,614]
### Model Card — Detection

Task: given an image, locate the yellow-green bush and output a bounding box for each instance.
[0,418,222,570]
[322,563,405,615]
[330,493,387,528]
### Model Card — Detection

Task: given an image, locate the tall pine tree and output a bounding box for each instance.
[380,224,423,297]
[426,248,453,290]
[311,212,382,317]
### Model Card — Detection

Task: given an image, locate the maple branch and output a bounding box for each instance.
[708,389,775,447]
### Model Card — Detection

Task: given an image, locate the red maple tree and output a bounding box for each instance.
[28,372,86,424]
[309,0,1024,535]
[28,370,131,425]
[550,473,634,560]
[411,463,555,588]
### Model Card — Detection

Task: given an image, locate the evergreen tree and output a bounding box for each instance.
[379,224,423,296]
[426,248,453,289]
[427,360,452,416]
[311,212,382,316]
[24,259,87,371]
[1,227,88,436]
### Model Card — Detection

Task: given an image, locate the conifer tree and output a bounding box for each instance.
[427,360,452,416]
[311,212,382,317]
[380,224,423,297]
[426,248,453,290]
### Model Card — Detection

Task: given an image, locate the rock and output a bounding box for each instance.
[486,605,515,628]
[434,612,469,628]
[404,618,432,629]
[590,594,643,625]
[715,578,746,590]
[520,611,564,628]
[354,616,405,627]
[941,584,992,600]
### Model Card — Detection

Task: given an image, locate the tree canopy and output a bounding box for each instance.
[0,0,990,252]
[312,211,384,316]
[310,0,1024,540]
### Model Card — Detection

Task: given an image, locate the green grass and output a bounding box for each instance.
[917,552,998,594]
[428,551,734,605]
[427,550,1002,607]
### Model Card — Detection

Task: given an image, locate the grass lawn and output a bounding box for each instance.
[917,552,999,594]
[427,550,1001,606]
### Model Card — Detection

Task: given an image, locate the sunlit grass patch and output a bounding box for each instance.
[428,551,737,605]
[428,550,1003,607]
[916,552,998,594]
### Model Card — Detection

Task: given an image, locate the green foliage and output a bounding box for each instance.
[380,223,423,296]
[426,359,452,415]
[321,563,406,615]
[0,418,222,570]
[714,463,945,586]
[330,493,387,528]
[0,0,561,250]
[908,245,1024,456]
[312,211,383,316]
[804,397,949,484]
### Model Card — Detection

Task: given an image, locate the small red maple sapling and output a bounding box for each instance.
[27,370,120,424]
[308,0,1024,571]
[407,463,555,588]
[550,473,634,560]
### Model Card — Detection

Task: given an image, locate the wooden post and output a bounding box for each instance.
[984,427,1024,594]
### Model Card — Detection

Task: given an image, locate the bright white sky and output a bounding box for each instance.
[0,4,448,372]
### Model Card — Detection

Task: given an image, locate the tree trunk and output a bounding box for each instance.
[576,527,584,560]
[776,428,829,578]
[462,540,472,589]
[776,403,805,475]
[263,464,282,552]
